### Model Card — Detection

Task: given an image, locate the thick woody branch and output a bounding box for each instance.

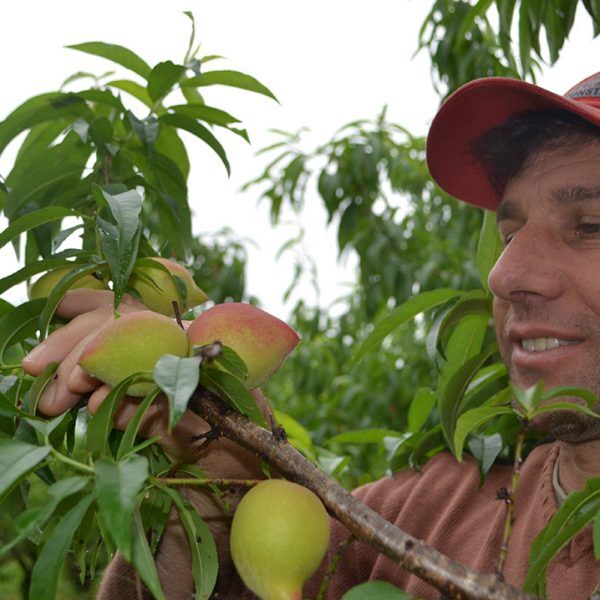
[188,390,537,600]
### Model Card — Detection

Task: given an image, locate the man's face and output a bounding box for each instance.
[488,142,600,441]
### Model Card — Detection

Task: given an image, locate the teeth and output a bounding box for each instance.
[521,338,578,352]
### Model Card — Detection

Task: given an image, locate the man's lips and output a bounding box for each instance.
[505,328,584,371]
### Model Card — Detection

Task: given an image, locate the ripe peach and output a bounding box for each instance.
[186,303,300,389]
[79,311,189,396]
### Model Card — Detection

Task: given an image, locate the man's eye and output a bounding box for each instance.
[575,222,600,237]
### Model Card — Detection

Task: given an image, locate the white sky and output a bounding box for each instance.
[1,1,600,319]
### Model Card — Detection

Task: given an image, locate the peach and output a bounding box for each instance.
[129,257,208,316]
[29,265,106,299]
[186,303,300,389]
[230,479,330,600]
[79,311,189,396]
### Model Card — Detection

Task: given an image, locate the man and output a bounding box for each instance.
[23,72,600,598]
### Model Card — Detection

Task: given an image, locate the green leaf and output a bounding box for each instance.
[160,113,230,175]
[87,374,144,457]
[117,388,161,460]
[453,406,515,460]
[107,79,153,107]
[530,401,600,420]
[0,476,88,559]
[200,367,266,427]
[542,385,597,409]
[352,289,463,364]
[131,508,166,600]
[525,478,600,595]
[439,342,498,452]
[468,433,504,479]
[29,493,95,600]
[159,486,218,599]
[128,111,160,158]
[182,70,278,102]
[66,42,151,79]
[95,455,149,561]
[27,362,59,415]
[342,580,412,599]
[0,439,51,498]
[169,104,241,127]
[154,354,201,430]
[512,381,544,415]
[0,299,46,363]
[213,345,248,380]
[407,387,437,433]
[5,162,85,219]
[0,93,89,159]
[38,263,106,340]
[148,61,186,102]
[0,207,79,251]
[98,187,142,309]
[594,509,600,559]
[0,391,32,419]
[436,295,492,358]
[326,428,401,445]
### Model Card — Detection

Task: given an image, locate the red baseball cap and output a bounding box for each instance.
[426,72,600,210]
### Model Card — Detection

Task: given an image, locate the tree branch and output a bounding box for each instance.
[188,389,538,600]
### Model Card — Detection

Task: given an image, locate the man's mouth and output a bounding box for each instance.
[520,337,581,352]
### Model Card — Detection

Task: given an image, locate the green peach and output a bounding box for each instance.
[79,311,189,396]
[186,302,300,389]
[230,479,330,600]
[129,257,208,316]
[29,266,106,299]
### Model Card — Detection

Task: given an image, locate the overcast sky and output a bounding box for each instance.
[1,1,599,319]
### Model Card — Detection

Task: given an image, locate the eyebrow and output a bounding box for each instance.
[497,184,600,224]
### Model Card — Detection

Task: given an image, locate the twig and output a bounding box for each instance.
[188,389,537,600]
[172,301,184,329]
[152,476,260,488]
[316,536,355,600]
[496,424,528,576]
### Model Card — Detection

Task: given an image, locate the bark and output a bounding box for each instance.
[188,389,538,600]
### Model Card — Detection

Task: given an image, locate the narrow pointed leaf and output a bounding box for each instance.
[29,493,95,600]
[352,289,463,364]
[0,299,46,362]
[117,388,161,460]
[0,476,88,559]
[148,61,186,102]
[98,188,142,309]
[0,439,51,498]
[0,207,78,251]
[200,368,266,427]
[160,113,230,175]
[159,486,218,599]
[67,42,151,79]
[131,509,167,600]
[95,455,149,561]
[453,406,515,460]
[183,70,278,102]
[154,354,201,430]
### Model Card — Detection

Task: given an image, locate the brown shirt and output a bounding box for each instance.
[317,441,600,599]
[98,441,600,599]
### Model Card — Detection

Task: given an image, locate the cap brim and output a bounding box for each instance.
[426,77,600,210]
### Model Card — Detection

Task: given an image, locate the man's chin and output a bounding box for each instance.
[530,408,600,443]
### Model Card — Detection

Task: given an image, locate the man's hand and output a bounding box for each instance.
[21,289,268,598]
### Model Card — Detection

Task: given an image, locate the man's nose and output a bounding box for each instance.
[487,224,564,302]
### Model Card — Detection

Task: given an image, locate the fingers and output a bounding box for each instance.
[22,297,146,377]
[56,289,146,319]
[37,330,103,416]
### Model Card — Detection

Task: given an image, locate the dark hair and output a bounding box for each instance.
[470,109,600,195]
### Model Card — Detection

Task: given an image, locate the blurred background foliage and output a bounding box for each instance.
[2,0,600,597]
